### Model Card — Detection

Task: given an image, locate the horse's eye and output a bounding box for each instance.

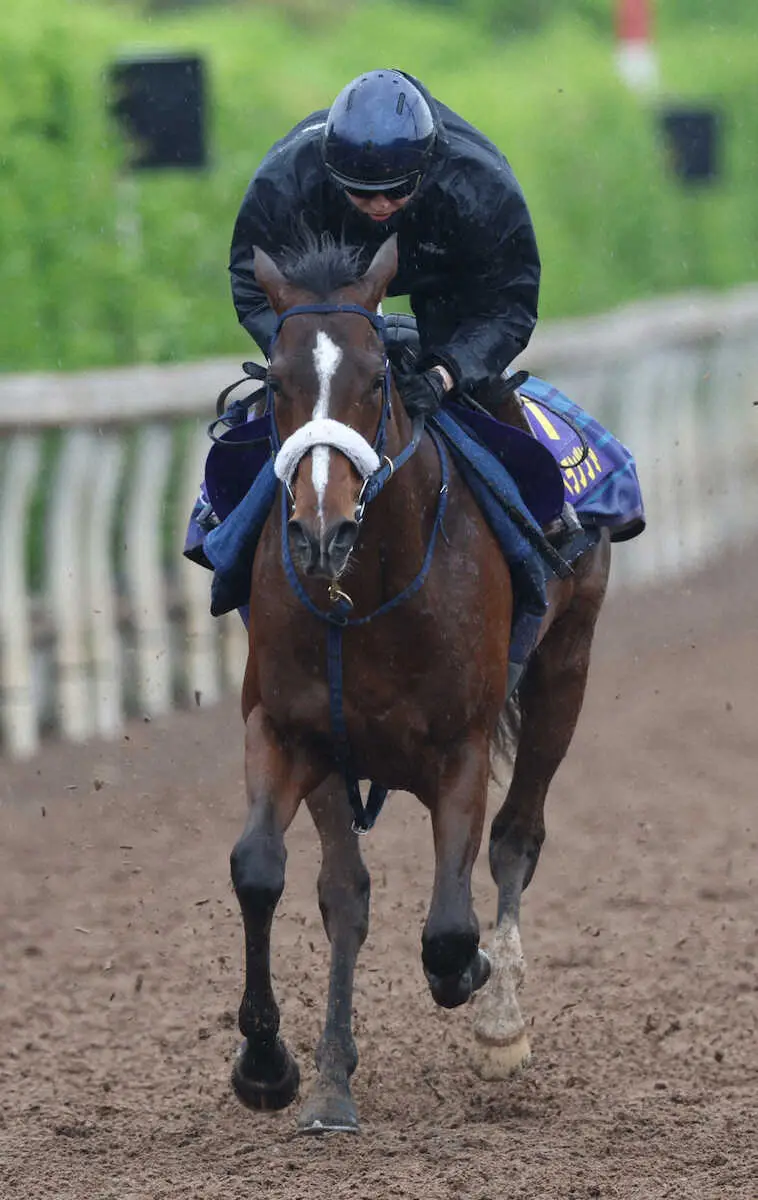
[372,375,385,393]
[267,376,281,394]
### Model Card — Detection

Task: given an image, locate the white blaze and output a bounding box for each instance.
[311,331,342,526]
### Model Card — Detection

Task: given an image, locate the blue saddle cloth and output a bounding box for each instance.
[516,378,645,542]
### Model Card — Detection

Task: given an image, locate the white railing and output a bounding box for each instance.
[0,359,253,759]
[1,285,757,758]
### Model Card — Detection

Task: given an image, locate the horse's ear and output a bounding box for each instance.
[253,246,296,313]
[359,235,398,306]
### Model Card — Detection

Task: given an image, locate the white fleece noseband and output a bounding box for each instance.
[274,419,380,487]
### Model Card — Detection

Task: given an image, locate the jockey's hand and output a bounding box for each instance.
[396,367,450,418]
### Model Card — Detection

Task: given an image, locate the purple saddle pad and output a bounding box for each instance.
[205,415,272,522]
[446,402,565,526]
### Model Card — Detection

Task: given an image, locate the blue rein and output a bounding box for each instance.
[272,300,444,832]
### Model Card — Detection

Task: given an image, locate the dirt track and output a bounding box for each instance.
[1,545,756,1200]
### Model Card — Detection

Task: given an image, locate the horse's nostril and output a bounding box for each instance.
[327,520,359,560]
[288,519,316,564]
[288,518,357,577]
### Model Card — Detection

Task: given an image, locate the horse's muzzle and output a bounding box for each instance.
[288,517,359,579]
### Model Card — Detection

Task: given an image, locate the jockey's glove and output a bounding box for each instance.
[396,367,449,419]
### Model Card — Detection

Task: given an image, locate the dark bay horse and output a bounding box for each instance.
[229,233,610,1133]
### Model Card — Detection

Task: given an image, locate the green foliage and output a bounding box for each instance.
[0,0,756,371]
[390,0,751,37]
[653,1,754,33]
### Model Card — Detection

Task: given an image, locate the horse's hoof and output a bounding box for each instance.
[470,1028,532,1080]
[296,1083,360,1135]
[231,1039,300,1111]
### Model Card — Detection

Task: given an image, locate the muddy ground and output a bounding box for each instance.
[1,545,756,1199]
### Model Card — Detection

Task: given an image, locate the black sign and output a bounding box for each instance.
[109,54,207,171]
[660,106,721,185]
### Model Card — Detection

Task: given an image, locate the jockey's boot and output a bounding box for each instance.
[542,497,583,543]
[472,374,581,546]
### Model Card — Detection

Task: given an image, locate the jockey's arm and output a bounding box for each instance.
[417,186,541,395]
[229,178,286,358]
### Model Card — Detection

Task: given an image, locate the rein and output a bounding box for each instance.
[281,426,448,833]
[272,300,436,833]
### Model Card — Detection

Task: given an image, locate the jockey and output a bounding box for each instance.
[229,68,541,429]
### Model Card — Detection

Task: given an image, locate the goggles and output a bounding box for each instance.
[342,173,421,202]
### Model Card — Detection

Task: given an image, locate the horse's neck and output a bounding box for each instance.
[366,422,442,563]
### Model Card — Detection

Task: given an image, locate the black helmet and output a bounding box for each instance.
[323,70,437,192]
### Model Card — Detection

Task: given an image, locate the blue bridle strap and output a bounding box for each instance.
[272,302,387,339]
[271,298,437,833]
[269,300,393,465]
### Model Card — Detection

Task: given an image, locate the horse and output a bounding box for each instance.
[227,232,611,1134]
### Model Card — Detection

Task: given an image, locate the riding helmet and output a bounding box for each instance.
[323,69,437,191]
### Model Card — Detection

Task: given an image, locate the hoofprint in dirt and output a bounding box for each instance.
[0,545,756,1200]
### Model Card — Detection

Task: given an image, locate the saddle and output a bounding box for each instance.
[381,314,644,546]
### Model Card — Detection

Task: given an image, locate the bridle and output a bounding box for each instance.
[266,301,448,833]
[267,302,412,522]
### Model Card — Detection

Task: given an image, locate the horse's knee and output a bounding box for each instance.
[230,831,285,914]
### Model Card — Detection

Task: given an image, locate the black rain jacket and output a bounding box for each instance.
[229,83,541,394]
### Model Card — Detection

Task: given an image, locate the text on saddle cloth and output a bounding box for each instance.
[516,378,645,542]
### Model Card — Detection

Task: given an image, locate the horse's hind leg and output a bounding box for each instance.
[230,707,326,1111]
[473,535,610,1079]
[297,777,370,1135]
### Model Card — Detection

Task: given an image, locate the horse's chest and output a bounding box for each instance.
[259,611,489,744]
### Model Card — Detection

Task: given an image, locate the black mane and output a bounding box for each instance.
[278,233,364,298]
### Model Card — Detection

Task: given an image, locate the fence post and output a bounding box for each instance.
[123,422,174,717]
[87,434,126,736]
[46,429,96,741]
[0,435,41,756]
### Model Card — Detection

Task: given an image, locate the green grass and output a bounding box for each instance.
[0,0,756,371]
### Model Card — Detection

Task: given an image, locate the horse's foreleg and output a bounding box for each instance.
[422,736,492,1010]
[297,778,370,1135]
[230,706,326,1111]
[472,538,610,1080]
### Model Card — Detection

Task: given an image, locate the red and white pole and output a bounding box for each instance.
[615,0,659,92]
